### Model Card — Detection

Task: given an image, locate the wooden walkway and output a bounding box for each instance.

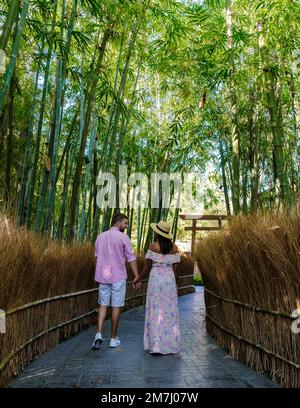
[9,288,279,388]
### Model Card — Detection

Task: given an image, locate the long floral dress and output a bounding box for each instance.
[144,249,181,354]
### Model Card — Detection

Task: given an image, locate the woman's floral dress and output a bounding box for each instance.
[144,249,181,354]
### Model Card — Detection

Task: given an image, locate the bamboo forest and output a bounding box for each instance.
[0,0,300,391]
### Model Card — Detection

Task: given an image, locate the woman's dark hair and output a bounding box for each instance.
[156,233,173,254]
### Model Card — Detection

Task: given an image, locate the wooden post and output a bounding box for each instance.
[218,217,222,229]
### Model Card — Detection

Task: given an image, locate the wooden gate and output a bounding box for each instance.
[179,214,231,255]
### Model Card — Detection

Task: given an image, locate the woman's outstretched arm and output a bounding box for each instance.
[173,262,179,285]
[139,259,153,280]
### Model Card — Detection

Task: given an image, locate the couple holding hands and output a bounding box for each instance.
[92,213,181,355]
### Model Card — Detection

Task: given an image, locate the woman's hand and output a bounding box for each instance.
[132,275,141,289]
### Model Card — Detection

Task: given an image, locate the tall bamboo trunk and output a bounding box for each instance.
[288,72,300,194]
[172,208,180,243]
[26,1,58,228]
[16,40,44,225]
[106,19,142,174]
[55,107,79,186]
[114,67,141,210]
[249,89,259,213]
[0,0,29,114]
[140,207,149,252]
[264,67,290,206]
[100,28,140,228]
[92,153,101,241]
[56,140,70,240]
[67,27,112,241]
[59,0,78,111]
[78,114,97,240]
[257,21,290,207]
[96,7,149,235]
[5,73,14,206]
[44,0,66,234]
[102,22,127,161]
[224,131,233,190]
[242,162,248,213]
[0,0,20,63]
[0,107,8,176]
[34,46,61,232]
[86,188,93,241]
[267,160,275,209]
[226,0,241,214]
[219,138,231,216]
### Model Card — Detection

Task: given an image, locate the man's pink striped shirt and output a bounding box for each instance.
[94,227,136,284]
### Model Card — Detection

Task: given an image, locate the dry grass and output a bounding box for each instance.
[194,206,300,388]
[0,214,96,310]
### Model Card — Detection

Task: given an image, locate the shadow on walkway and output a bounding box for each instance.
[9,288,279,388]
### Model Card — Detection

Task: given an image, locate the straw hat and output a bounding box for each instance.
[150,220,173,240]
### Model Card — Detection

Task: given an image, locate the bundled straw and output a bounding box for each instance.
[195,208,300,388]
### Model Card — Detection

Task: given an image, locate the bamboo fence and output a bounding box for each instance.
[195,211,300,388]
[0,256,194,388]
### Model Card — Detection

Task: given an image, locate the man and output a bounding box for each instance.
[92,213,141,350]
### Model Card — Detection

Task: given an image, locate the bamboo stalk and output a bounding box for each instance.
[0,0,30,114]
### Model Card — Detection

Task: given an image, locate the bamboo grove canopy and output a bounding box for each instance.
[0,0,300,245]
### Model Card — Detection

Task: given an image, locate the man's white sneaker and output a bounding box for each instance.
[92,333,103,350]
[109,337,121,348]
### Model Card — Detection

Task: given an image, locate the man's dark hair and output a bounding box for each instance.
[111,213,128,227]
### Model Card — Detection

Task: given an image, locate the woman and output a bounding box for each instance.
[138,220,181,355]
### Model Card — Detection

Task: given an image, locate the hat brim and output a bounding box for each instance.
[150,223,173,240]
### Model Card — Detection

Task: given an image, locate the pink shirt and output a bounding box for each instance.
[94,227,136,284]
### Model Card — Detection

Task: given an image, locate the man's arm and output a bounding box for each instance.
[128,260,139,280]
[94,237,98,282]
[123,237,140,287]
[128,260,142,288]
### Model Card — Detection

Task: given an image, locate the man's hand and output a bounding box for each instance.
[128,260,141,289]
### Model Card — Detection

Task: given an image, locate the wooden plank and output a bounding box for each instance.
[180,214,230,220]
[185,226,224,231]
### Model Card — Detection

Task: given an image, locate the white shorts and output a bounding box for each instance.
[98,279,126,307]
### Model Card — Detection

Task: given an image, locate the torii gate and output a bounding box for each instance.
[179,214,231,255]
